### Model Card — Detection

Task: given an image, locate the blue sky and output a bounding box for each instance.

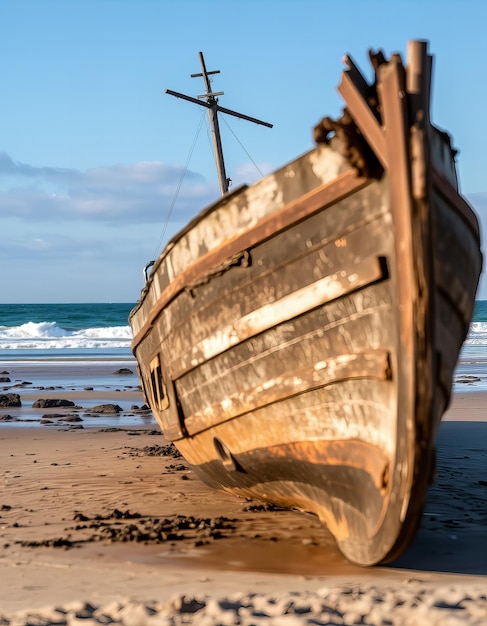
[1,0,486,303]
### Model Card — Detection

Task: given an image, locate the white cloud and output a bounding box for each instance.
[7,152,482,303]
[0,152,219,224]
[0,152,280,301]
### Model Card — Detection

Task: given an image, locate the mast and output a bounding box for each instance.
[166,52,273,195]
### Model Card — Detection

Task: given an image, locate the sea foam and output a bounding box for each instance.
[0,321,132,350]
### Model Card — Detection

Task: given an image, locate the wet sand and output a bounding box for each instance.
[0,362,486,623]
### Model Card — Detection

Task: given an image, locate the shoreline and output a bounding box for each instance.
[0,359,151,429]
[1,356,486,428]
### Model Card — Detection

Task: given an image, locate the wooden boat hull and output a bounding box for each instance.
[130,41,482,565]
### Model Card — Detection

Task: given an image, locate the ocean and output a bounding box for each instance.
[0,303,144,428]
[0,303,134,360]
[0,300,486,386]
[457,299,487,389]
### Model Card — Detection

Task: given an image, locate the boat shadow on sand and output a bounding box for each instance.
[389,421,487,576]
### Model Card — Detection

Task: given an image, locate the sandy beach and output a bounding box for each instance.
[0,362,486,624]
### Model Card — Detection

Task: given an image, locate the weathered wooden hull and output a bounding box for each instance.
[130,41,482,565]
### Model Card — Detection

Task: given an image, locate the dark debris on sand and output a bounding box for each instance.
[122,443,182,458]
[15,509,237,549]
[97,428,161,435]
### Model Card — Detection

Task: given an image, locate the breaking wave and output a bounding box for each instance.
[0,321,132,350]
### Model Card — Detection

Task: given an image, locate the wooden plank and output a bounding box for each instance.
[338,71,388,168]
[132,169,369,352]
[377,58,414,349]
[406,40,432,130]
[164,203,392,377]
[182,349,391,435]
[174,288,395,433]
[342,54,371,95]
[407,41,432,202]
[432,167,481,241]
[434,291,468,400]
[175,280,394,406]
[179,434,389,533]
[376,55,418,529]
[181,253,386,369]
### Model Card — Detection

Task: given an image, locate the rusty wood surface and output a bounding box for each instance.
[131,169,368,352]
[177,289,394,433]
[171,252,387,376]
[177,376,396,461]
[182,350,391,435]
[177,432,390,540]
[156,184,389,378]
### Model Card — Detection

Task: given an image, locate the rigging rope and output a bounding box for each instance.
[151,108,265,263]
[151,109,207,259]
[220,115,266,179]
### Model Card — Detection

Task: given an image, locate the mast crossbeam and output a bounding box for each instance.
[166,51,272,195]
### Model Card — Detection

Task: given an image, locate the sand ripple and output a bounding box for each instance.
[1,583,486,626]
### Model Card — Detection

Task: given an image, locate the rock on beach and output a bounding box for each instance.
[0,393,21,407]
[33,399,76,408]
[88,403,123,414]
